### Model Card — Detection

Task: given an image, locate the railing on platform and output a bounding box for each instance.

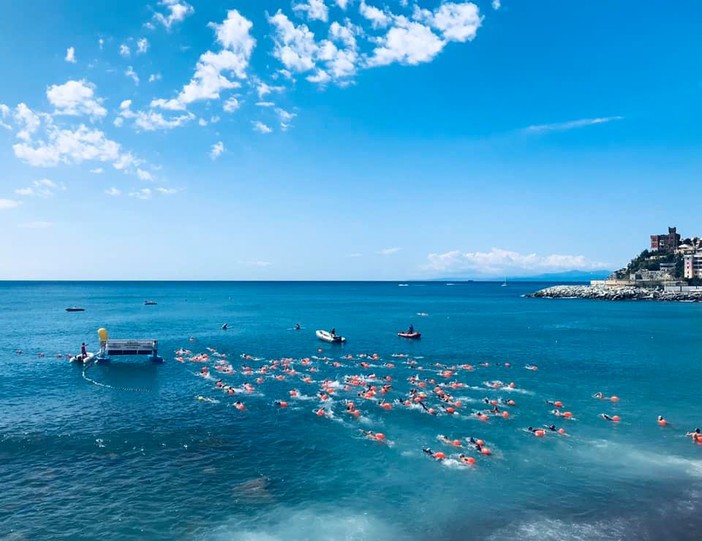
[103,339,159,357]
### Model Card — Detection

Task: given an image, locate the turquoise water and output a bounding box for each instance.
[2,281,702,540]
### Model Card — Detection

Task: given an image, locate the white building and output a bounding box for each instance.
[683,253,702,279]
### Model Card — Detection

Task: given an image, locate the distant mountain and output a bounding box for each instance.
[506,270,612,282]
[435,270,612,282]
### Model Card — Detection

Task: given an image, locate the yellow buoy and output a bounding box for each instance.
[97,328,108,341]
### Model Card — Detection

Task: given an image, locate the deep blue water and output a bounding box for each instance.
[2,281,702,541]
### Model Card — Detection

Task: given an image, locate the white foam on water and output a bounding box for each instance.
[486,517,628,541]
[204,506,409,541]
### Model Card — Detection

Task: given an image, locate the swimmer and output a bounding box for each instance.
[422,448,445,460]
[657,415,670,426]
[459,454,476,465]
[685,428,701,440]
[593,392,605,399]
[221,323,228,330]
[600,413,615,421]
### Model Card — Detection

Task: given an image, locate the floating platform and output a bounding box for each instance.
[97,339,163,363]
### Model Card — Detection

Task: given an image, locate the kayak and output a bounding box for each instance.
[397,331,421,339]
[65,307,85,312]
[316,330,346,343]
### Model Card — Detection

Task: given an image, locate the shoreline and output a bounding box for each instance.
[526,284,702,301]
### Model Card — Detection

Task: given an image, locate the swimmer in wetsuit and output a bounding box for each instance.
[600,413,614,421]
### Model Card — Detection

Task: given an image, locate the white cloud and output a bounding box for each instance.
[210,141,224,159]
[256,101,275,107]
[151,10,255,111]
[125,66,140,85]
[492,0,501,10]
[294,0,329,22]
[13,124,129,169]
[336,0,350,8]
[359,1,391,28]
[119,44,131,57]
[268,11,318,73]
[136,168,153,181]
[15,178,66,198]
[425,248,606,276]
[367,18,445,67]
[0,103,11,130]
[523,116,624,134]
[14,103,42,141]
[90,167,103,174]
[275,107,296,130]
[46,80,107,118]
[245,260,272,268]
[223,96,240,112]
[252,121,272,134]
[105,187,121,196]
[153,0,194,30]
[65,47,76,63]
[18,221,53,229]
[0,199,21,210]
[256,82,284,99]
[129,187,178,199]
[417,2,482,43]
[119,100,194,130]
[378,247,401,255]
[130,188,153,200]
[137,38,149,54]
[98,38,104,49]
[148,73,162,83]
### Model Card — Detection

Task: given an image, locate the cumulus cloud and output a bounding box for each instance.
[153,0,194,30]
[492,0,501,10]
[12,123,132,170]
[425,248,606,277]
[523,116,624,134]
[137,38,149,54]
[46,80,107,118]
[210,141,224,159]
[125,66,140,85]
[275,107,296,130]
[129,187,179,199]
[252,121,273,134]
[148,73,162,83]
[65,47,76,63]
[151,10,255,111]
[294,0,329,22]
[223,96,240,112]
[417,2,482,42]
[268,13,359,84]
[367,18,445,67]
[336,0,350,9]
[0,199,22,210]
[14,178,66,198]
[119,44,131,57]
[119,99,194,130]
[359,1,391,28]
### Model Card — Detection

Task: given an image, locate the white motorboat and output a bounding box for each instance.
[316,330,346,343]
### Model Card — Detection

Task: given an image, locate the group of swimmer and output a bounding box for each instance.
[184,344,702,472]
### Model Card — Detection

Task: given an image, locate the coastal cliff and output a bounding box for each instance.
[527,285,702,301]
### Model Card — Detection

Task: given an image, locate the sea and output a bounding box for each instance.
[2,281,702,541]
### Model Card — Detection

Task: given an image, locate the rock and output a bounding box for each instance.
[526,285,702,302]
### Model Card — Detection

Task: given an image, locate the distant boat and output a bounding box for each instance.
[398,283,409,287]
[398,331,421,339]
[144,300,158,305]
[501,277,507,287]
[65,307,85,312]
[316,330,346,343]
[417,312,429,317]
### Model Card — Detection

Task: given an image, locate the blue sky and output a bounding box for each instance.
[0,0,701,280]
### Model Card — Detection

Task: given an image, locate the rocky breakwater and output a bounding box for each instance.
[527,285,702,301]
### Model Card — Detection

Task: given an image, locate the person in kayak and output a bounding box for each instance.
[295,323,301,330]
[331,328,336,337]
[408,324,414,334]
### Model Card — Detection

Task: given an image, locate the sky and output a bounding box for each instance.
[0,0,701,280]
